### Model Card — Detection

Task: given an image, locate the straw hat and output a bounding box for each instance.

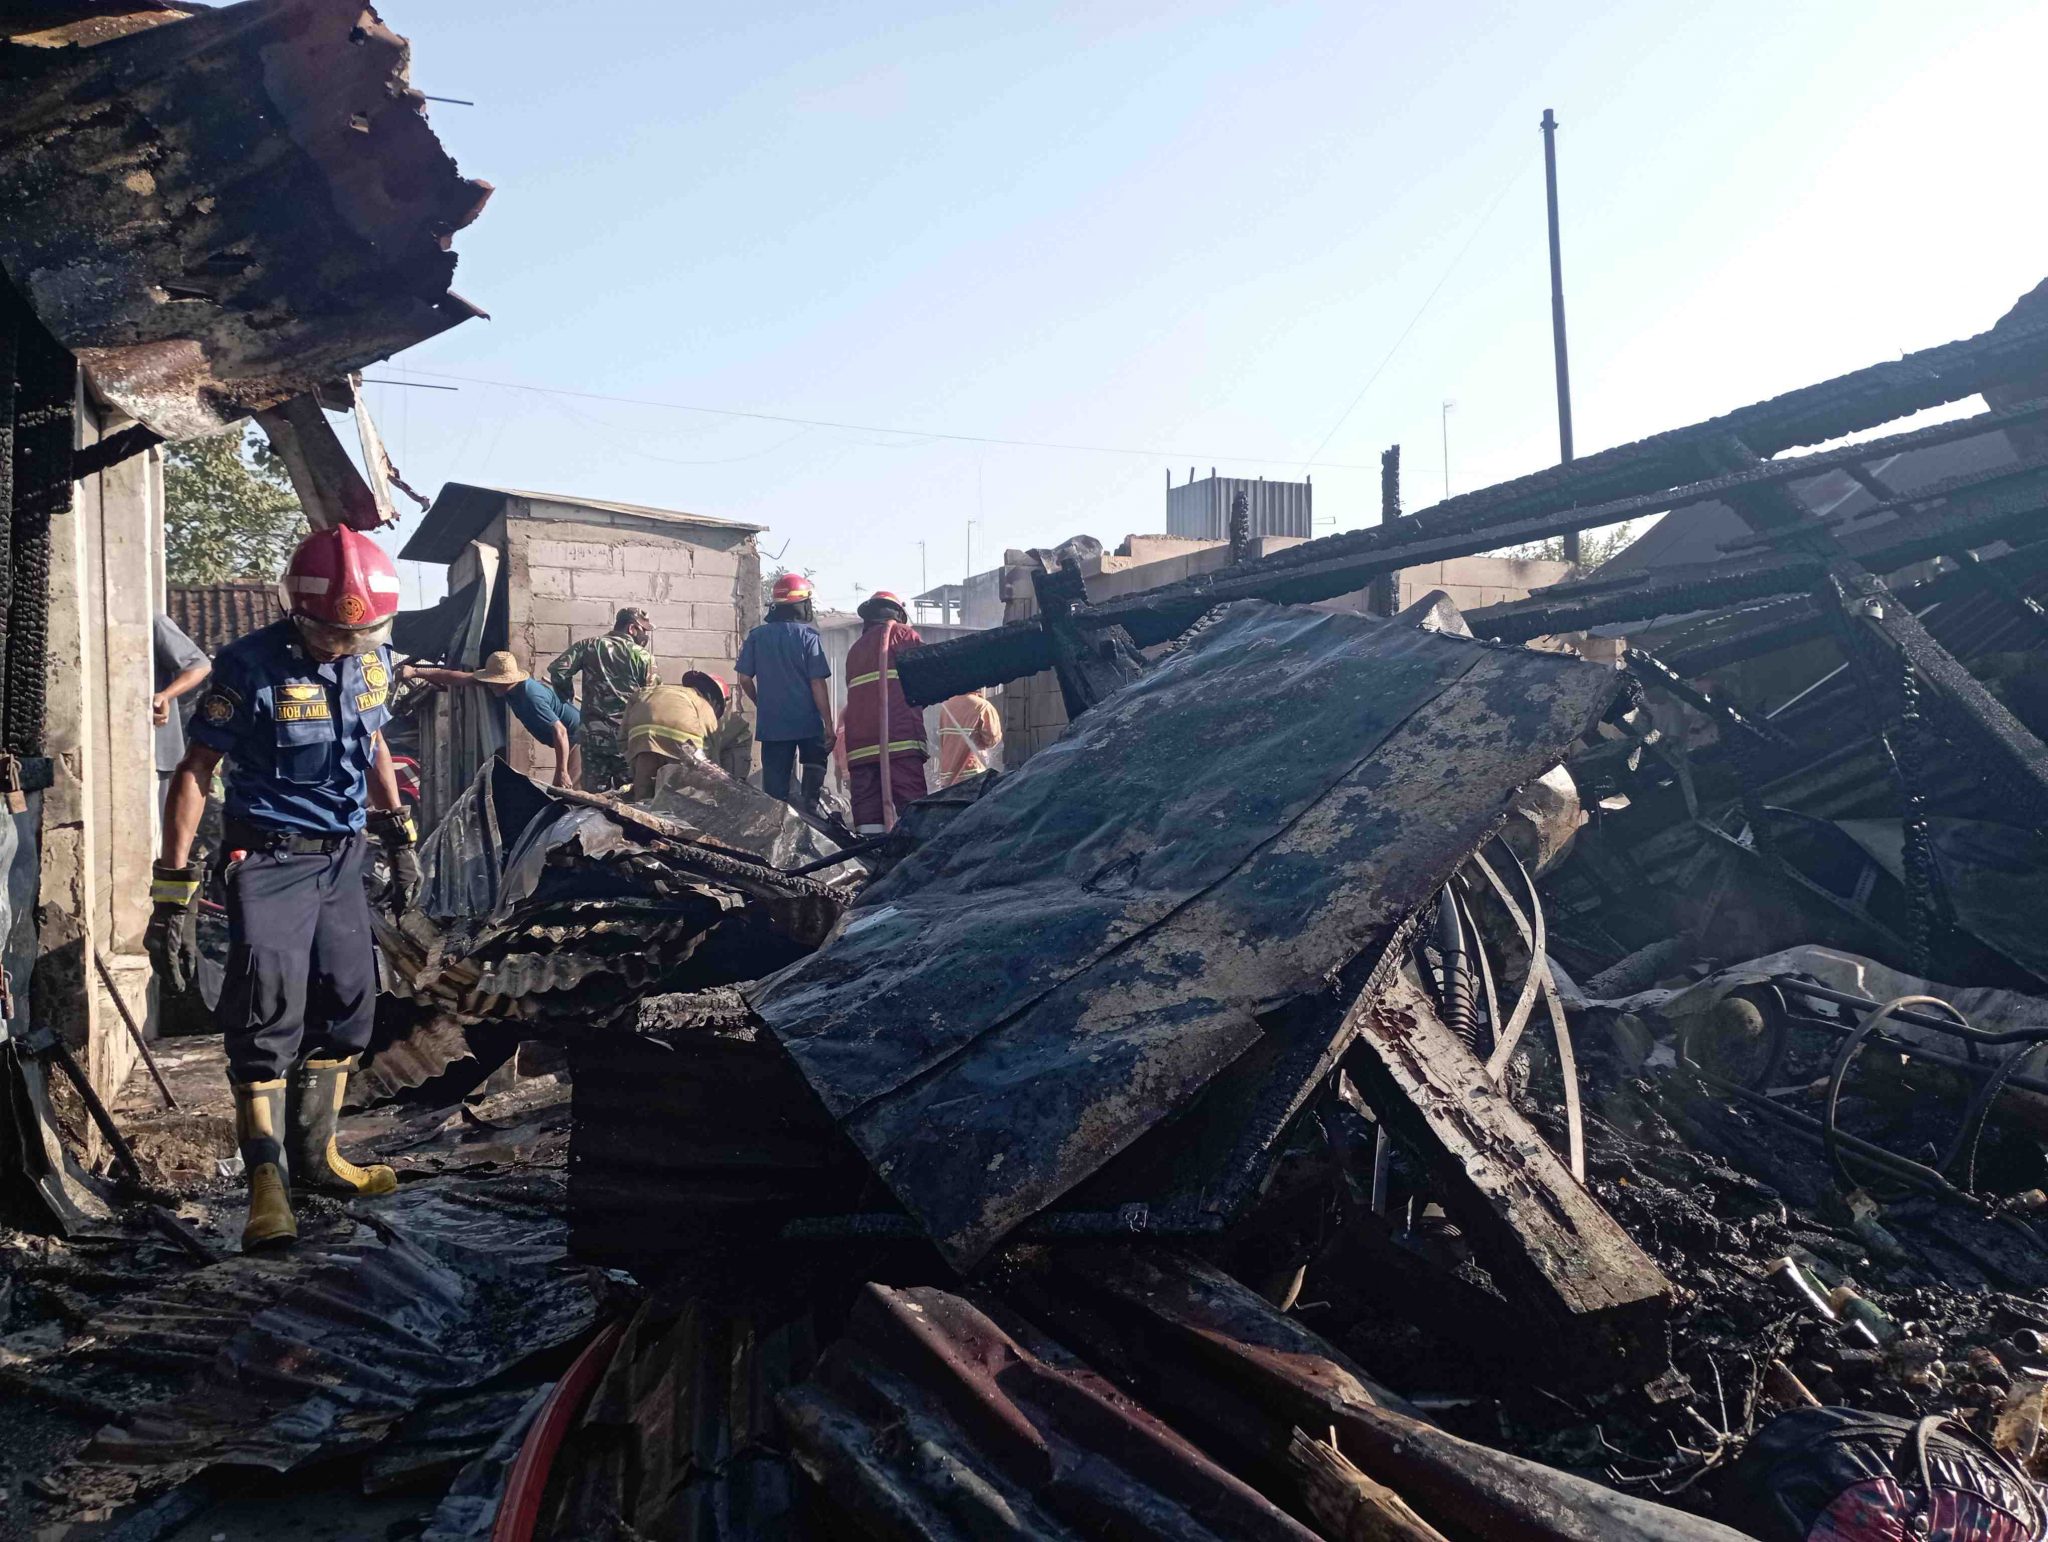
[470,651,529,686]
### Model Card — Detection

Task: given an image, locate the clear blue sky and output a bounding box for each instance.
[368,0,2048,613]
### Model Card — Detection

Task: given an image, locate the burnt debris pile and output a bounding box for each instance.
[533,279,2048,1539]
[357,759,854,1103]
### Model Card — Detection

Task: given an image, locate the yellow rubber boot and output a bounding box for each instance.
[232,1080,298,1250]
[288,1056,397,1197]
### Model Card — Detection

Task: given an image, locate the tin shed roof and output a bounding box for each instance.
[402,483,764,564]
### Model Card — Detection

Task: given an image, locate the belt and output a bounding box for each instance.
[222,820,357,856]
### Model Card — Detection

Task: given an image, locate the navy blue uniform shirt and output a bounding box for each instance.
[736,619,830,741]
[189,619,394,836]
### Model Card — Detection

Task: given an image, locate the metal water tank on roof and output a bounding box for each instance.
[1165,472,1312,541]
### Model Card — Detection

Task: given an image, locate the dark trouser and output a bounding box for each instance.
[216,833,377,1083]
[581,729,629,792]
[760,737,829,804]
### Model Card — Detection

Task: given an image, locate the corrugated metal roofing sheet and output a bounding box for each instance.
[166,582,281,658]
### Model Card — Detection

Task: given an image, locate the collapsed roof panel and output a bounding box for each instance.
[753,601,1621,1269]
[0,0,490,438]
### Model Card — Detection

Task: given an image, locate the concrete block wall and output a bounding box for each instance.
[503,503,760,781]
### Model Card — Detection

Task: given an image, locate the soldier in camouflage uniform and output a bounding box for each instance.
[549,607,659,791]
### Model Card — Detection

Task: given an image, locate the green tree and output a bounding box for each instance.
[1489,517,1650,574]
[163,426,307,584]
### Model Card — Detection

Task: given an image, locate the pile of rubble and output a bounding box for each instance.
[522,281,2048,1539]
[17,288,2048,1540]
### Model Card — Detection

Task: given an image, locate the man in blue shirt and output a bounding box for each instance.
[404,650,582,788]
[147,529,419,1251]
[737,572,834,810]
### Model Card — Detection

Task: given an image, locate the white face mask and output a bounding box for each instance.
[294,614,393,659]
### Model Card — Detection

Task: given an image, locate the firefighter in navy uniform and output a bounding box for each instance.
[145,527,421,1250]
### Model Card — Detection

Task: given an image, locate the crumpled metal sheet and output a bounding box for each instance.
[779,1282,1321,1541]
[644,755,852,874]
[1832,816,2048,981]
[0,0,490,439]
[378,761,846,1032]
[45,1176,597,1520]
[752,602,1621,1269]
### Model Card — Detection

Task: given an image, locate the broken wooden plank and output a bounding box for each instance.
[1286,1429,1451,1542]
[1036,1249,1750,1542]
[1343,971,1673,1361]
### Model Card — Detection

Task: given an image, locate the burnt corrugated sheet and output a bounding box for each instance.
[0,0,490,438]
[752,601,1620,1270]
[541,1297,822,1541]
[42,1175,598,1521]
[378,762,846,1029]
[567,999,876,1279]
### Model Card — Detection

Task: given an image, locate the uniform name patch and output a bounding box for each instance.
[355,690,388,712]
[275,701,332,723]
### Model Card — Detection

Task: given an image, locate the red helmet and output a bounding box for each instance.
[771,572,813,604]
[280,528,401,651]
[681,669,729,717]
[857,588,908,623]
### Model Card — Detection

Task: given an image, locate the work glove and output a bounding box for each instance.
[145,863,201,996]
[367,809,422,920]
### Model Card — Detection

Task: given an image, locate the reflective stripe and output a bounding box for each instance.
[845,739,924,762]
[150,875,199,905]
[846,669,901,688]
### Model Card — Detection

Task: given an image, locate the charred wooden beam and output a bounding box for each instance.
[1472,459,2048,643]
[69,424,162,480]
[1342,971,1672,1361]
[898,301,2048,703]
[1706,432,2048,826]
[1659,536,2048,677]
[1032,558,1145,720]
[1032,1249,1753,1542]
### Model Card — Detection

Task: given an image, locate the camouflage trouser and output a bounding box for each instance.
[580,730,630,793]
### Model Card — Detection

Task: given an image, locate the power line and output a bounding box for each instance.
[1299,155,1532,470]
[394,367,1390,472]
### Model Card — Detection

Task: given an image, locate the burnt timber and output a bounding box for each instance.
[897,278,2048,706]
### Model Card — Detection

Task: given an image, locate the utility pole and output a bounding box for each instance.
[1541,108,1580,563]
[1440,400,1454,499]
[965,520,976,586]
[918,540,927,593]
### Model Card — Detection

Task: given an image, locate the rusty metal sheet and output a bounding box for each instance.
[753,602,1620,1269]
[0,0,490,438]
[780,1282,1321,1541]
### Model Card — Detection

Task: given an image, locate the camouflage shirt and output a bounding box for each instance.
[548,633,659,737]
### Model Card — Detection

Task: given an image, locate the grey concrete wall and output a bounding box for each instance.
[501,500,760,782]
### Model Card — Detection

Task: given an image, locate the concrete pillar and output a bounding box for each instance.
[36,389,102,1105]
[97,441,158,956]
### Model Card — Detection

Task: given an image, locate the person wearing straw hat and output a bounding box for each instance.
[403,650,582,789]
